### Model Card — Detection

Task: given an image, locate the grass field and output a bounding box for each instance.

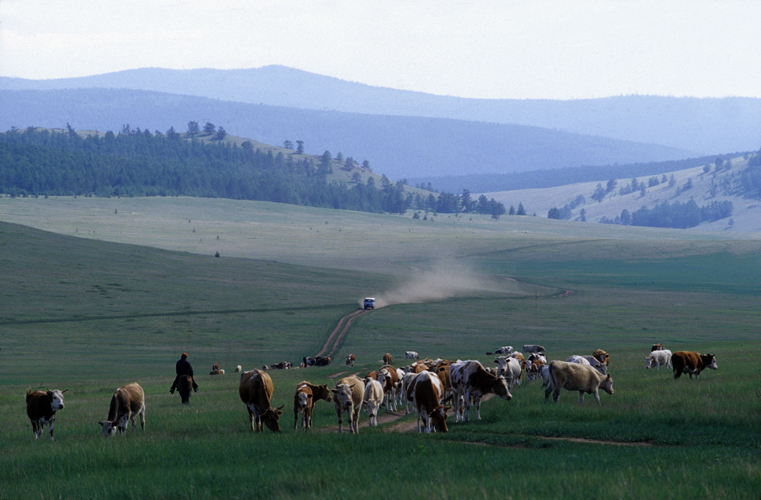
[1,197,760,499]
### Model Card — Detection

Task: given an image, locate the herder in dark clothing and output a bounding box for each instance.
[170,353,199,393]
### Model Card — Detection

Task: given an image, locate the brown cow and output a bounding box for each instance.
[331,375,365,434]
[210,363,225,375]
[406,370,450,433]
[26,389,66,440]
[293,381,332,431]
[672,351,717,380]
[450,360,512,422]
[651,343,665,352]
[377,366,400,411]
[99,383,145,436]
[383,353,393,365]
[345,354,356,367]
[592,349,610,366]
[239,369,283,432]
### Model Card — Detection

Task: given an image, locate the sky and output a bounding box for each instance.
[2,0,760,100]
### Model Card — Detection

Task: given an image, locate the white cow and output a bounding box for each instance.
[494,356,523,390]
[646,349,672,370]
[362,378,384,426]
[545,360,614,404]
[405,351,419,359]
[567,355,607,375]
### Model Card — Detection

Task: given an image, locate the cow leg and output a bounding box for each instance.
[336,408,343,433]
[553,388,561,402]
[139,409,145,432]
[578,392,586,404]
[31,420,40,439]
[48,416,56,440]
[474,396,482,420]
[592,390,600,404]
[545,385,554,401]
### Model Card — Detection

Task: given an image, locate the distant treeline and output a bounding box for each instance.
[0,126,506,216]
[600,200,734,229]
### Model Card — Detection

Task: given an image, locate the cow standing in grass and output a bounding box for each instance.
[26,389,66,440]
[332,375,365,434]
[672,352,717,380]
[99,383,145,437]
[239,369,283,432]
[293,381,332,431]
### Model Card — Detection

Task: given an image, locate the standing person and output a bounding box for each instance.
[170,353,199,394]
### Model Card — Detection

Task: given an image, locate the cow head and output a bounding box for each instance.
[645,355,655,369]
[493,375,513,401]
[49,389,66,411]
[331,384,355,409]
[429,406,451,432]
[261,405,284,432]
[600,374,614,395]
[98,419,123,437]
[297,391,311,410]
[704,354,718,370]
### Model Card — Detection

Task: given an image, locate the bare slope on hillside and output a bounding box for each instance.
[484,155,761,233]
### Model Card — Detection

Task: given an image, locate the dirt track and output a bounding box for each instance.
[315,308,371,358]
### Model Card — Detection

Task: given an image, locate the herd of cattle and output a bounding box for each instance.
[24,344,718,439]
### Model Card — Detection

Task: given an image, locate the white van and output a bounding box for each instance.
[363,297,376,310]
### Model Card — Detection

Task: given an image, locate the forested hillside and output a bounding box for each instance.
[0,126,506,217]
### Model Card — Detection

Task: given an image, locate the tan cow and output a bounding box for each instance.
[450,360,512,422]
[331,375,365,434]
[99,383,145,437]
[672,351,717,380]
[545,360,614,404]
[26,389,66,440]
[293,381,332,431]
[239,369,283,432]
[383,353,393,365]
[406,370,450,433]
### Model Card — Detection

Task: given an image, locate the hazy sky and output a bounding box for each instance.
[2,0,759,100]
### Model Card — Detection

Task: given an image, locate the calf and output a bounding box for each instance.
[545,361,614,404]
[332,375,365,434]
[293,381,332,431]
[645,349,672,370]
[672,351,717,380]
[362,378,384,426]
[99,383,146,437]
[239,369,283,432]
[406,370,450,432]
[26,389,66,440]
[345,354,356,367]
[450,360,511,423]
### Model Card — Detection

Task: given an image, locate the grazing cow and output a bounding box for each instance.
[495,356,523,390]
[405,351,419,360]
[345,354,356,367]
[486,346,513,355]
[238,369,283,432]
[567,355,607,375]
[592,349,610,366]
[293,381,332,431]
[234,365,242,373]
[672,351,717,380]
[26,389,66,440]
[545,361,614,404]
[383,353,393,365]
[377,366,399,411]
[99,383,145,437]
[523,344,546,354]
[526,358,546,382]
[331,375,365,434]
[210,363,225,375]
[177,374,193,404]
[450,360,512,423]
[651,343,665,352]
[645,349,672,370]
[406,370,450,433]
[362,378,384,426]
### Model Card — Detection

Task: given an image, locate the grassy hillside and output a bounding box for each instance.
[485,153,761,233]
[1,200,760,498]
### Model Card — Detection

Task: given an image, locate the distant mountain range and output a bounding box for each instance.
[2,66,760,183]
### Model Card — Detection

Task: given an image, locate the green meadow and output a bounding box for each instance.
[1,197,760,499]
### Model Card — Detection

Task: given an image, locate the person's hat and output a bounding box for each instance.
[181,353,188,359]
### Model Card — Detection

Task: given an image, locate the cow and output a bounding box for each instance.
[672,351,717,380]
[510,351,527,370]
[526,358,546,381]
[545,360,614,404]
[238,369,283,432]
[651,343,665,352]
[495,356,523,390]
[450,360,511,423]
[331,375,365,434]
[177,374,193,404]
[99,383,145,437]
[210,363,225,375]
[523,344,546,354]
[234,365,242,373]
[401,371,419,414]
[645,349,672,370]
[592,349,610,366]
[405,351,419,360]
[406,370,450,433]
[362,378,384,426]
[302,356,330,367]
[26,389,66,440]
[345,354,356,367]
[383,353,393,365]
[268,361,292,370]
[377,366,399,411]
[527,352,547,364]
[486,346,513,355]
[569,355,607,375]
[293,381,332,431]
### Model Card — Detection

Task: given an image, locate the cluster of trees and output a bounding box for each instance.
[0,126,507,217]
[739,152,761,198]
[599,200,733,229]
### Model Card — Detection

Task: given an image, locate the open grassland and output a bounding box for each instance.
[1,198,760,499]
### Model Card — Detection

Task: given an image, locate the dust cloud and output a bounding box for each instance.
[359,261,522,309]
